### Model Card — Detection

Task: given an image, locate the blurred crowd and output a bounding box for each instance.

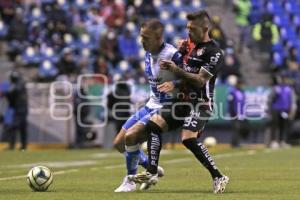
[229,0,300,148]
[232,0,300,89]
[1,0,300,149]
[0,0,245,85]
[0,0,155,83]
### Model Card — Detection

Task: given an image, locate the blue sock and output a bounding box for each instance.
[125,145,140,175]
[138,149,149,169]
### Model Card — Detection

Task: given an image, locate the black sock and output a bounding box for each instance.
[182,138,222,179]
[146,121,162,174]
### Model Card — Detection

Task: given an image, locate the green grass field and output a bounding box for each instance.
[0,147,300,200]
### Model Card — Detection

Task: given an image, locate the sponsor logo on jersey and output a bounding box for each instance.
[183,64,199,73]
[197,48,205,56]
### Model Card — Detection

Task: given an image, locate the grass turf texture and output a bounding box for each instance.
[0,147,299,200]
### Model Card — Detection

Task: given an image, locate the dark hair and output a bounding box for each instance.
[186,10,212,27]
[140,18,164,34]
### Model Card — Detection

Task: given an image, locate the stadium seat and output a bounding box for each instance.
[118,60,132,73]
[274,14,290,27]
[138,48,145,60]
[192,0,203,9]
[125,22,138,36]
[74,0,90,10]
[280,27,297,41]
[284,1,300,14]
[41,47,58,63]
[272,43,284,52]
[153,0,162,8]
[0,20,8,37]
[165,23,176,38]
[57,0,69,11]
[28,7,45,23]
[172,11,187,26]
[117,32,139,60]
[39,60,58,78]
[160,10,171,24]
[172,0,182,11]
[267,1,283,14]
[292,15,300,26]
[112,73,121,82]
[272,51,285,67]
[248,9,263,25]
[22,46,40,64]
[251,0,263,10]
[0,81,10,93]
[63,33,77,49]
[78,33,95,49]
[286,38,299,48]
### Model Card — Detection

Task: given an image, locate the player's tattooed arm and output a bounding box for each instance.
[159,60,212,88]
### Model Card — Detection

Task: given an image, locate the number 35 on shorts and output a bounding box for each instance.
[183,116,198,128]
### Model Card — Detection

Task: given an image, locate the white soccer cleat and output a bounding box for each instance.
[140,166,164,190]
[213,175,229,194]
[114,176,136,192]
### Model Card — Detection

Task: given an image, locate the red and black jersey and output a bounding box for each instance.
[180,40,224,111]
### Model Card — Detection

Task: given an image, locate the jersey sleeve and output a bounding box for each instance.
[201,49,224,76]
[171,51,183,68]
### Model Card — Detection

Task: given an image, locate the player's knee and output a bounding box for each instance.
[146,120,163,135]
[125,129,139,146]
[182,137,197,150]
[113,138,125,153]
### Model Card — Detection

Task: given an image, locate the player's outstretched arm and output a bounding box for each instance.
[157,81,174,93]
[159,60,212,88]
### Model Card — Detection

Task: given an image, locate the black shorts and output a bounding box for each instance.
[160,100,212,132]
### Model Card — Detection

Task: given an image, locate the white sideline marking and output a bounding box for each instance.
[163,158,192,164]
[102,150,259,170]
[90,152,122,158]
[0,175,27,181]
[0,149,268,181]
[0,169,79,181]
[53,169,79,175]
[6,160,98,169]
[214,150,257,159]
[104,164,124,169]
[90,167,100,171]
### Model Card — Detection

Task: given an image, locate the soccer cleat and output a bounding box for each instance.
[114,176,136,192]
[140,166,164,190]
[213,175,229,194]
[129,171,159,186]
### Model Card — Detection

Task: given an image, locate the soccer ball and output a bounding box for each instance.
[27,166,53,191]
[203,137,217,148]
[141,141,148,151]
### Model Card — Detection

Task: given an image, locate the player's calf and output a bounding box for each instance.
[113,129,126,153]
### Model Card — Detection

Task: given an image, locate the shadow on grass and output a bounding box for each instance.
[0,188,56,194]
[135,189,236,194]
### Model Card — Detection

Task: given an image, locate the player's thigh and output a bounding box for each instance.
[159,102,191,132]
[149,114,169,132]
[121,113,139,131]
[118,106,149,142]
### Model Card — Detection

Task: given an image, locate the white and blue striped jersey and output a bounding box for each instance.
[144,43,182,109]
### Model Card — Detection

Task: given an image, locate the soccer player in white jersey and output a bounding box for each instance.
[114,19,183,192]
